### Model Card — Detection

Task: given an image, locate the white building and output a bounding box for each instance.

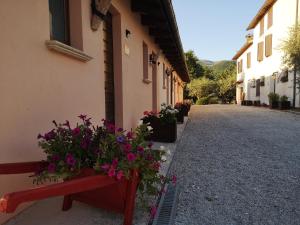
[233,0,300,108]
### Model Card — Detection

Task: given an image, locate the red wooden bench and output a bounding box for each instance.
[0,161,139,225]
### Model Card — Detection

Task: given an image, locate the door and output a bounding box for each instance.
[103,12,115,123]
[256,79,261,97]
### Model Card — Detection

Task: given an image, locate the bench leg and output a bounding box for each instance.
[123,171,139,225]
[62,195,73,211]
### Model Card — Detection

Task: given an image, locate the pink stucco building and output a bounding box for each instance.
[0,0,189,223]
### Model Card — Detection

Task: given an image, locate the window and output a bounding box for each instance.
[247,52,251,68]
[260,19,264,36]
[256,79,260,96]
[267,6,273,29]
[265,34,272,57]
[143,42,149,81]
[49,0,70,45]
[257,42,264,62]
[238,59,243,73]
[163,63,166,89]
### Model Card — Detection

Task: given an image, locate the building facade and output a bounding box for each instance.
[233,0,300,107]
[0,0,189,223]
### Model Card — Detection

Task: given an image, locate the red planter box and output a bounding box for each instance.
[0,162,139,225]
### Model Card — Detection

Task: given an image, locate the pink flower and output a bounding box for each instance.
[126,131,133,139]
[127,153,136,162]
[65,154,76,166]
[112,158,118,168]
[47,163,56,173]
[52,155,60,161]
[144,111,149,116]
[101,163,110,171]
[78,114,87,120]
[150,206,157,218]
[108,167,116,177]
[116,170,124,180]
[107,123,115,133]
[123,143,132,152]
[172,175,177,185]
[137,146,144,152]
[72,127,81,136]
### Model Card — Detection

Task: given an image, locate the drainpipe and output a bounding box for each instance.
[294,0,299,107]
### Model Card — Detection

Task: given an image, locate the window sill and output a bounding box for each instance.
[45,40,93,62]
[143,78,152,84]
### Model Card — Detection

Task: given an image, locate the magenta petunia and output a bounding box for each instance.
[112,158,118,168]
[78,114,87,120]
[137,146,144,152]
[172,175,177,185]
[108,167,116,177]
[44,130,56,141]
[150,206,157,218]
[116,170,124,180]
[123,143,132,152]
[52,155,60,161]
[65,153,76,166]
[127,153,136,162]
[101,163,110,171]
[72,127,81,136]
[126,131,133,139]
[47,163,56,173]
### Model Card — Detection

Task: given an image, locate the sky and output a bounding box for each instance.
[172,0,265,61]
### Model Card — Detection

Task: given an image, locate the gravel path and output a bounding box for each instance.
[170,105,300,225]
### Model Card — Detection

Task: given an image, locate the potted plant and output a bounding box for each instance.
[268,93,280,109]
[254,100,261,106]
[0,116,173,225]
[174,102,188,123]
[183,99,192,114]
[279,95,291,110]
[143,103,178,143]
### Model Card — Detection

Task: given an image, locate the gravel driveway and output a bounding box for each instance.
[170,105,300,225]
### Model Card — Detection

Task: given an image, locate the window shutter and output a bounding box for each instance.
[49,0,69,44]
[265,34,272,57]
[267,6,273,29]
[247,52,251,68]
[143,42,148,80]
[257,42,264,62]
[256,79,261,96]
[260,19,264,36]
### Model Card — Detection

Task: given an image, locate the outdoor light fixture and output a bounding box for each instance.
[149,54,156,64]
[125,29,131,38]
[91,0,112,31]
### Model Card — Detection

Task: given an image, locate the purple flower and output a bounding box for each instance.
[80,138,91,150]
[126,131,133,139]
[101,163,110,171]
[116,170,124,180]
[65,154,76,166]
[37,133,43,139]
[116,136,125,143]
[137,146,144,152]
[47,163,56,173]
[72,127,81,136]
[44,130,56,141]
[108,167,116,177]
[127,153,136,162]
[79,114,87,120]
[117,128,123,132]
[52,155,60,161]
[85,118,92,126]
[123,143,132,152]
[63,120,70,129]
[106,123,115,133]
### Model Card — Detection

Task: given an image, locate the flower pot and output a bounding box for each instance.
[254,101,261,106]
[143,117,177,143]
[269,101,279,109]
[176,111,184,123]
[279,101,291,110]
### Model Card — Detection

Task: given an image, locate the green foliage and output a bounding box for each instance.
[281,24,300,72]
[268,93,280,103]
[196,97,209,105]
[280,95,289,102]
[185,50,205,79]
[217,64,237,103]
[188,78,219,99]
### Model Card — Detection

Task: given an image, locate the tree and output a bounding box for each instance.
[185,50,205,79]
[281,24,300,73]
[187,78,218,99]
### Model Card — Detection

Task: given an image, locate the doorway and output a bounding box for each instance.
[103,12,115,123]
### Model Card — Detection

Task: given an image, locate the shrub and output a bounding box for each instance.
[268,93,280,103]
[280,95,289,102]
[196,97,210,105]
[208,97,219,104]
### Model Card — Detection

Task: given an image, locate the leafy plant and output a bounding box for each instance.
[268,93,280,103]
[143,103,178,124]
[280,95,289,102]
[35,115,174,211]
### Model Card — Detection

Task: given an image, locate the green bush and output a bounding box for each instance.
[208,97,219,104]
[268,93,280,103]
[196,97,210,105]
[280,95,289,102]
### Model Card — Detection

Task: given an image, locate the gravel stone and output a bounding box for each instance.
[169,105,300,225]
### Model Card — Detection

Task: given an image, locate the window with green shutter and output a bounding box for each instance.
[49,0,70,45]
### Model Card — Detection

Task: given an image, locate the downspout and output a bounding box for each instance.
[294,0,299,107]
